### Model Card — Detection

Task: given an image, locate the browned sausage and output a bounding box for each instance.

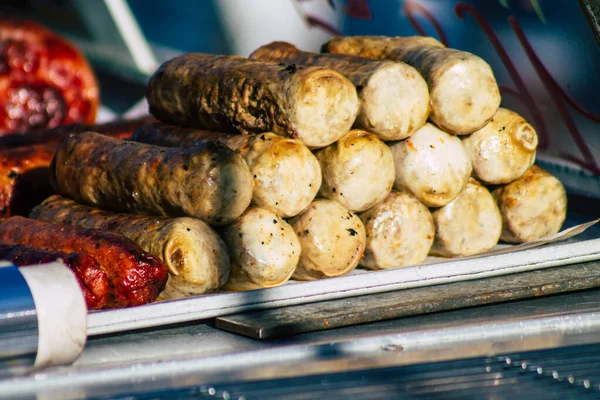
[322,35,501,135]
[30,195,231,299]
[492,166,567,243]
[0,242,108,310]
[131,123,321,217]
[50,131,253,225]
[0,216,168,308]
[0,145,56,218]
[146,53,359,149]
[250,41,429,141]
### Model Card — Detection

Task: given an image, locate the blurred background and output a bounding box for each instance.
[1,0,599,190]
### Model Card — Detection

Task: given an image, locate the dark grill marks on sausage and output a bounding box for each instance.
[0,216,167,308]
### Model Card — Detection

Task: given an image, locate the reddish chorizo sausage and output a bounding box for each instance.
[0,216,168,308]
[0,243,108,310]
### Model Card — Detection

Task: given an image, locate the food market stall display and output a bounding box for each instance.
[1,1,600,397]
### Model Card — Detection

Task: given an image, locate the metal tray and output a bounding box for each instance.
[87,216,600,336]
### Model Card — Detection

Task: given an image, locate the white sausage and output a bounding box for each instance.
[462,108,538,185]
[315,129,395,212]
[492,166,567,243]
[220,207,301,290]
[430,178,502,257]
[389,123,472,207]
[289,199,366,280]
[359,191,434,269]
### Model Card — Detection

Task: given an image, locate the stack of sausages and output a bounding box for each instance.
[1,35,569,308]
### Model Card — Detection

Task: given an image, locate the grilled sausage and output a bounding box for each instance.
[322,36,501,135]
[146,53,359,149]
[315,129,395,212]
[461,108,538,185]
[30,195,230,299]
[220,207,300,290]
[0,18,99,134]
[289,199,366,280]
[492,166,567,243]
[132,123,320,217]
[250,41,429,141]
[389,123,472,207]
[430,178,502,257]
[0,242,108,310]
[0,145,56,218]
[50,132,253,225]
[0,216,168,308]
[359,191,434,270]
[0,116,154,150]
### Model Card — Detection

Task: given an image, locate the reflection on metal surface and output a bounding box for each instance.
[5,290,600,399]
[0,263,37,377]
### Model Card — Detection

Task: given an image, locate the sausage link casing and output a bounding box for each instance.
[315,129,395,212]
[359,191,434,270]
[30,195,230,299]
[132,123,321,217]
[50,132,253,225]
[146,53,359,149]
[0,216,168,308]
[220,207,300,290]
[492,166,567,243]
[322,35,501,135]
[289,199,366,280]
[250,41,429,141]
[430,178,502,257]
[0,145,56,218]
[461,108,538,185]
[389,123,472,207]
[0,243,108,310]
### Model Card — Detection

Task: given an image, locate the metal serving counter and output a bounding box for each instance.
[5,284,600,399]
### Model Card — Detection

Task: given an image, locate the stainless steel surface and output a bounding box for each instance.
[5,289,600,399]
[0,263,37,376]
[89,344,600,399]
[215,260,600,339]
[87,234,600,336]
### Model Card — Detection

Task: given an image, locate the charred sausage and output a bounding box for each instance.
[0,216,168,308]
[359,191,434,270]
[430,178,502,257]
[132,123,320,217]
[492,166,567,243]
[289,199,366,280]
[50,132,253,225]
[322,35,501,135]
[0,145,56,218]
[30,195,230,299]
[461,108,538,185]
[220,207,300,290]
[389,123,472,207]
[250,41,429,141]
[0,18,99,134]
[0,242,108,310]
[146,53,359,149]
[315,129,395,212]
